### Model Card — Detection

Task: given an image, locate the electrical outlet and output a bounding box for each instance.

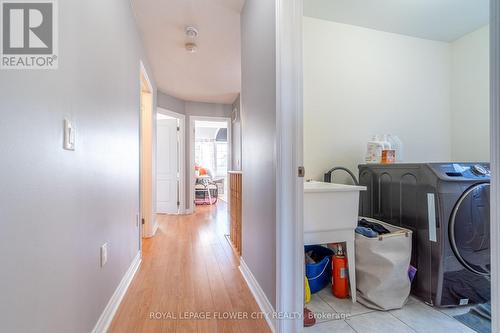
[100,243,108,267]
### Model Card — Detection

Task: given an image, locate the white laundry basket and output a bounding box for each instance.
[355,217,412,310]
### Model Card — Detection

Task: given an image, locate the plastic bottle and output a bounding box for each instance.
[386,135,404,162]
[380,134,392,150]
[365,141,384,163]
[366,135,391,163]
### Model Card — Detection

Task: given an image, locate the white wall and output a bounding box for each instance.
[0,0,155,332]
[241,0,277,308]
[451,26,490,162]
[304,17,452,181]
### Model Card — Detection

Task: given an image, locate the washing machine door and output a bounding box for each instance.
[449,183,490,276]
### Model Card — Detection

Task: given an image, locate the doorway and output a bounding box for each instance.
[274,1,500,333]
[156,108,186,215]
[140,62,155,239]
[190,117,231,210]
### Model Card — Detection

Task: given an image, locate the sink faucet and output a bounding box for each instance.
[324,166,359,185]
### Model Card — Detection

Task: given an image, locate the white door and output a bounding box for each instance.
[157,118,179,214]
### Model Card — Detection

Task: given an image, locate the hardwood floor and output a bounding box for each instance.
[109,202,271,333]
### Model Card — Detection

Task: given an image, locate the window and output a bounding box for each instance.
[195,126,228,178]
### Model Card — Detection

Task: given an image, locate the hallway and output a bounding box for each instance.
[109,203,271,333]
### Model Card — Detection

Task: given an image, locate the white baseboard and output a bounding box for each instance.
[239,258,276,332]
[92,251,142,333]
[152,219,159,236]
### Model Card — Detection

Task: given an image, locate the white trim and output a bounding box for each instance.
[189,116,232,212]
[152,218,159,236]
[239,259,276,332]
[490,1,499,331]
[157,108,184,120]
[156,107,187,214]
[140,61,153,93]
[275,0,304,332]
[91,252,142,333]
[139,61,155,239]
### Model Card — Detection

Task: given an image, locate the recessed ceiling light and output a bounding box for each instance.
[185,42,198,53]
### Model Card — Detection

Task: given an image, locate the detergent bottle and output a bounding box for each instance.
[387,134,404,162]
[365,141,384,163]
[365,135,391,164]
[380,134,392,151]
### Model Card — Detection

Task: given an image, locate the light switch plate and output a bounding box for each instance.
[100,243,108,267]
[63,118,75,151]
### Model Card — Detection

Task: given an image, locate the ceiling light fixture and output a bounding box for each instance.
[185,26,199,38]
[185,42,198,53]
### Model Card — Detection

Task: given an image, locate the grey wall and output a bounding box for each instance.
[157,91,185,114]
[241,0,277,307]
[231,94,242,170]
[185,101,232,118]
[0,0,155,332]
[157,93,232,211]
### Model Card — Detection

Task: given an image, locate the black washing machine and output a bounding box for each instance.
[358,163,490,307]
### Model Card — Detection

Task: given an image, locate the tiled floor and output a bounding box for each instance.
[305,287,477,333]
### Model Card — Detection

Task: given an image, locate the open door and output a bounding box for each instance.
[157,117,179,214]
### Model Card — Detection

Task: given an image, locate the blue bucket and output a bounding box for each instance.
[305,245,334,294]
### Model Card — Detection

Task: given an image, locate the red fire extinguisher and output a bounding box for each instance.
[332,244,349,298]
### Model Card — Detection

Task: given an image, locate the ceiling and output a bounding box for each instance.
[304,0,489,42]
[132,0,244,104]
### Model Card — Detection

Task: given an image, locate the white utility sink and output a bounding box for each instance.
[304,181,366,303]
[304,181,366,245]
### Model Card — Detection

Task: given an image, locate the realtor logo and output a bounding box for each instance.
[1,0,58,69]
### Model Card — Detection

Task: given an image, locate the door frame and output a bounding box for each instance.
[275,0,304,332]
[276,1,500,332]
[188,116,232,214]
[490,1,499,331]
[157,107,186,214]
[139,61,156,240]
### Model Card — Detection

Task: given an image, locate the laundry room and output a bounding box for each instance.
[302,1,491,332]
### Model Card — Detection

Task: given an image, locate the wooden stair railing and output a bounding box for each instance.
[228,171,242,256]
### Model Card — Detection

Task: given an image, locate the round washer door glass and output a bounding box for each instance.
[450,183,490,275]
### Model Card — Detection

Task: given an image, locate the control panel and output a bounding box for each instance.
[434,163,490,180]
